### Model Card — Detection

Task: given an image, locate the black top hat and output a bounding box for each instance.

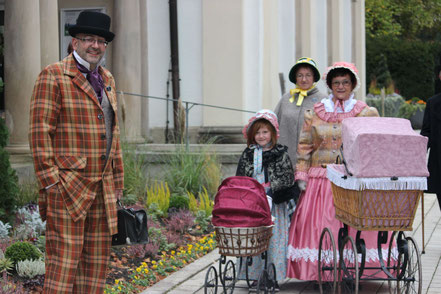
[68,11,115,42]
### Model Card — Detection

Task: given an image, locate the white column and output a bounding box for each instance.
[202,0,245,126]
[113,0,144,143]
[4,0,41,146]
[329,0,345,62]
[262,0,280,108]
[140,0,150,139]
[352,0,366,100]
[39,0,59,68]
[296,0,328,93]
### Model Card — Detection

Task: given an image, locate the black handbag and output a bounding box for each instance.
[111,200,149,246]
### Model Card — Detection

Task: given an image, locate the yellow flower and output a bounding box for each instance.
[115,279,119,285]
[152,260,157,265]
[136,267,141,272]
[153,265,158,269]
[171,250,176,255]
[142,262,147,266]
[118,286,122,291]
[144,268,149,274]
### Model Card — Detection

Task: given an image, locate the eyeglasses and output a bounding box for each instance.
[76,37,108,47]
[296,73,313,79]
[332,80,352,87]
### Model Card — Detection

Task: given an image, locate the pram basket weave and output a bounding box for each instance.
[330,183,421,231]
[215,226,273,257]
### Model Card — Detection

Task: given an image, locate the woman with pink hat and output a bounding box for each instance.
[286,62,385,283]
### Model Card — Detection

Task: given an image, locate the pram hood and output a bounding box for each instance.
[212,176,273,227]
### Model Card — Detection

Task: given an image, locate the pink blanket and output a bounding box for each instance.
[341,117,429,178]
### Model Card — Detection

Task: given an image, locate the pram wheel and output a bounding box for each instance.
[318,227,337,294]
[389,235,422,294]
[221,259,236,293]
[255,262,276,294]
[204,265,218,294]
[338,236,359,294]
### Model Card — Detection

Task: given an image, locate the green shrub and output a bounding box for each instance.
[397,98,427,119]
[16,179,39,208]
[4,242,42,266]
[0,118,19,224]
[0,148,19,224]
[0,118,8,148]
[169,195,189,211]
[148,227,175,252]
[367,37,436,101]
[0,258,13,273]
[164,145,221,197]
[16,258,45,278]
[365,94,405,117]
[146,181,170,217]
[122,143,148,202]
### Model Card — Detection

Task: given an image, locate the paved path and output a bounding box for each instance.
[142,193,441,294]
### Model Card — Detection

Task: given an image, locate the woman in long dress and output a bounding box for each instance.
[286,62,388,281]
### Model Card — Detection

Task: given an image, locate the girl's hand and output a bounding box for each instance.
[298,180,307,191]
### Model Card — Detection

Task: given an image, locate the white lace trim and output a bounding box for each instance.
[327,165,427,191]
[287,245,398,263]
[322,94,356,113]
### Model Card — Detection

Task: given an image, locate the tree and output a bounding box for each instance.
[366,0,441,39]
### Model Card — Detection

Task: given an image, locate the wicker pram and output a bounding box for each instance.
[215,225,273,257]
[327,164,424,231]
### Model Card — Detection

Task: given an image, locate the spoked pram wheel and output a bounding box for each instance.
[318,227,337,294]
[204,265,218,294]
[338,235,359,294]
[388,233,422,294]
[256,262,276,294]
[221,259,236,293]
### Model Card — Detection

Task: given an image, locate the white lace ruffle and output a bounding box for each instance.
[327,164,427,191]
[287,245,398,263]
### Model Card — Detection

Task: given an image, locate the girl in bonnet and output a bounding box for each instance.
[236,109,299,288]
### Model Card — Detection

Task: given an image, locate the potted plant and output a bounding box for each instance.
[397,97,426,129]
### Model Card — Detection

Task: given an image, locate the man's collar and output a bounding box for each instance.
[73,50,105,71]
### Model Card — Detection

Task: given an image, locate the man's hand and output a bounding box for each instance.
[115,189,123,200]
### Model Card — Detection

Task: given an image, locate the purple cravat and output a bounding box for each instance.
[74,57,105,103]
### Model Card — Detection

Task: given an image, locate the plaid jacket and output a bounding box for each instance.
[29,54,124,235]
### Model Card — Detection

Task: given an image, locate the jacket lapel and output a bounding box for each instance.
[63,54,102,108]
[100,68,118,112]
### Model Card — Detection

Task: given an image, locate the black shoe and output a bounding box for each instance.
[274,281,280,292]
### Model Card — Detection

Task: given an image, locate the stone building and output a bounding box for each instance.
[1,0,365,152]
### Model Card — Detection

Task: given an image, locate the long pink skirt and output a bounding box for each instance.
[287,168,395,281]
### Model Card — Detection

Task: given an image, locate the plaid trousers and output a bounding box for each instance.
[44,184,111,294]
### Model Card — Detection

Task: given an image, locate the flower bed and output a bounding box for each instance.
[105,232,216,293]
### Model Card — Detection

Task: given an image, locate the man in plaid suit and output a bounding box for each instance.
[29,11,124,293]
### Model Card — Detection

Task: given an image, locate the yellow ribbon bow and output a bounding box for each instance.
[289,85,315,106]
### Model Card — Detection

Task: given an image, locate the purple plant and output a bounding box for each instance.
[147,216,161,229]
[0,271,25,294]
[166,231,185,247]
[126,244,148,259]
[143,242,160,259]
[125,241,161,259]
[165,210,195,234]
